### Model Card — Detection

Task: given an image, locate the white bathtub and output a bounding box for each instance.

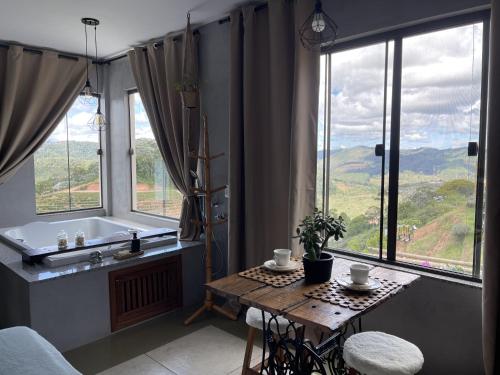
[0,217,144,250]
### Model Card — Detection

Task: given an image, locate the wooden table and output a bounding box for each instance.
[207,257,420,374]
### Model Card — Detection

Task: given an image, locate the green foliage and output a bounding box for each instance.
[135,138,165,185]
[349,215,371,236]
[295,208,346,261]
[437,179,475,197]
[452,223,469,243]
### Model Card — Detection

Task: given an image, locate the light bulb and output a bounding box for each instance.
[88,109,106,131]
[80,80,97,105]
[312,12,325,33]
[95,112,106,126]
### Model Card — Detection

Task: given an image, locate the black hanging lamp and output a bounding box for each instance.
[299,0,338,51]
[80,18,98,105]
[87,19,107,131]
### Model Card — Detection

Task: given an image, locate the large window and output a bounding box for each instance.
[34,97,102,214]
[129,92,183,219]
[317,13,488,279]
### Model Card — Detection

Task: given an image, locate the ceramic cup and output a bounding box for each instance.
[350,263,370,284]
[274,249,292,266]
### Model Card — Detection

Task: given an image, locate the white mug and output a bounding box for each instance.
[350,263,370,284]
[274,249,291,266]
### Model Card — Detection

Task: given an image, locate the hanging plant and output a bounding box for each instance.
[177,11,199,109]
[175,77,199,110]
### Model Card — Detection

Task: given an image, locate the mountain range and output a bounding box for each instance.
[318,146,473,177]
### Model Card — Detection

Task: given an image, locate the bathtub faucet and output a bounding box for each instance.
[89,250,103,264]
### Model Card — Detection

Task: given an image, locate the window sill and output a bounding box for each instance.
[36,207,106,218]
[329,249,482,289]
[125,211,180,230]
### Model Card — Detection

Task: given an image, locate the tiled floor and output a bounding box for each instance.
[64,309,262,375]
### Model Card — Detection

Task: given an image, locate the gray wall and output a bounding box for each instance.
[195,1,489,373]
[199,21,231,278]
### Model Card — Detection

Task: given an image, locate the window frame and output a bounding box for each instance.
[319,10,490,282]
[35,93,104,215]
[127,89,181,221]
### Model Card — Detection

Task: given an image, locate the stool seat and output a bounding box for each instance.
[245,307,301,334]
[343,331,424,375]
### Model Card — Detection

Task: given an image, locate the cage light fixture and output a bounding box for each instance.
[85,18,107,132]
[299,0,338,51]
[80,18,98,106]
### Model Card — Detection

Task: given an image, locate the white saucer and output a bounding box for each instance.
[336,274,382,292]
[263,259,300,273]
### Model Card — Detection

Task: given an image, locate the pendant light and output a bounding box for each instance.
[80,18,98,105]
[87,19,107,131]
[299,0,338,51]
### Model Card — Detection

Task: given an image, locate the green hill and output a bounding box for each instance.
[319,146,472,179]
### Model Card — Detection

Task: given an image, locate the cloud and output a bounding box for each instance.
[403,132,427,141]
[318,22,484,150]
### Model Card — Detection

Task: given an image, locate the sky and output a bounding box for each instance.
[131,92,156,140]
[318,22,483,151]
[45,98,100,143]
[45,92,155,144]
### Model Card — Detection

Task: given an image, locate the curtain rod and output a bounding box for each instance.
[218,2,268,24]
[104,29,200,64]
[105,2,268,64]
[0,42,99,63]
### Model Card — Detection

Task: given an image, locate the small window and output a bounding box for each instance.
[34,96,102,214]
[129,92,183,219]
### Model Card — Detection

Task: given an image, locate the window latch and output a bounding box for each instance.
[468,142,478,157]
[129,148,135,156]
[374,144,384,157]
[97,149,103,156]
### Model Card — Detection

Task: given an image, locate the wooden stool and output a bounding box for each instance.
[343,331,424,375]
[242,307,302,374]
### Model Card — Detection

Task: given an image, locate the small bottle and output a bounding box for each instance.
[75,231,85,247]
[57,230,68,250]
[129,230,141,253]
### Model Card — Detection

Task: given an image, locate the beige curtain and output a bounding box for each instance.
[483,0,500,373]
[228,0,319,272]
[0,45,86,184]
[128,27,202,241]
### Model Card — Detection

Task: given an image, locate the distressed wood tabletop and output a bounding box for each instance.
[206,257,420,333]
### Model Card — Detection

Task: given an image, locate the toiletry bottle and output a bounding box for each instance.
[57,230,68,250]
[130,231,141,253]
[75,231,85,247]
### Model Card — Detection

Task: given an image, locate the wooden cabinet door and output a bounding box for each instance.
[109,255,182,332]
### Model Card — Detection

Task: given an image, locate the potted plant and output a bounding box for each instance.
[295,208,346,283]
[175,77,199,109]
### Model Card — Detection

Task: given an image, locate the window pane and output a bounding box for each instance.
[130,92,182,218]
[316,55,327,210]
[34,120,70,213]
[34,97,102,214]
[397,23,483,274]
[325,43,389,256]
[68,101,102,210]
